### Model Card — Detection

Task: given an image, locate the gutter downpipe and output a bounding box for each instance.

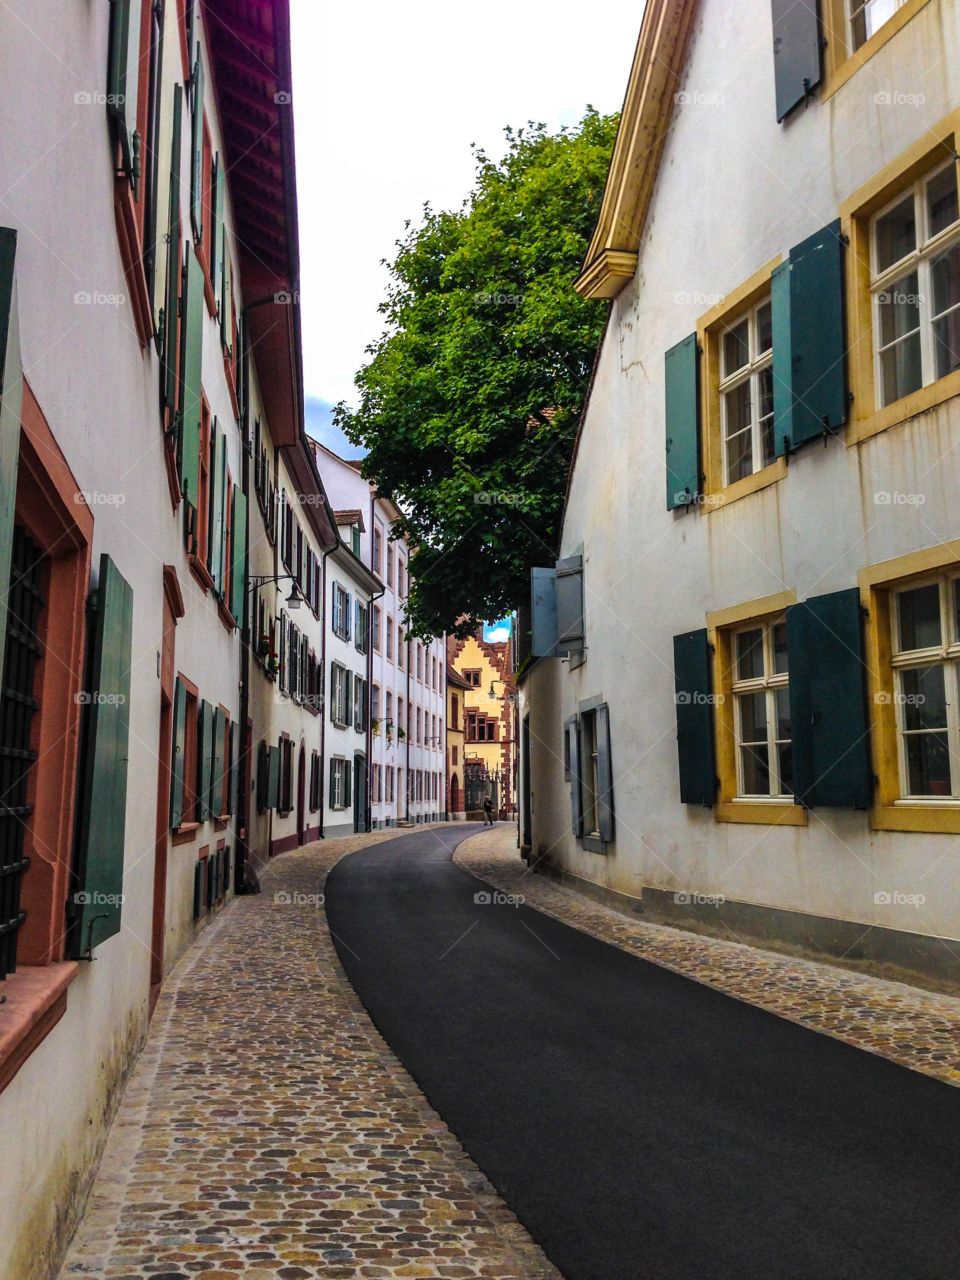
[366,489,384,832]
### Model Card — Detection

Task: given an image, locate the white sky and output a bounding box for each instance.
[289,0,643,412]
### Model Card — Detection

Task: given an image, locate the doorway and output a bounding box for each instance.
[296,743,306,845]
[354,754,367,832]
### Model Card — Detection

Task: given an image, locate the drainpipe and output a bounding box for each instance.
[318,537,337,838]
[365,489,383,832]
[404,634,412,823]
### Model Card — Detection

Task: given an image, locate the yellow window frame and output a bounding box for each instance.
[820,0,935,102]
[706,591,806,826]
[841,108,960,446]
[860,540,960,831]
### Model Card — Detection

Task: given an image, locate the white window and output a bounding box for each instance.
[719,296,774,485]
[731,618,792,798]
[331,583,351,640]
[580,709,601,837]
[354,675,365,732]
[871,160,960,408]
[331,663,349,726]
[891,576,960,798]
[330,757,351,809]
[848,0,909,50]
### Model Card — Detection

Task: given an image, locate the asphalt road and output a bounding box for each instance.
[324,823,960,1280]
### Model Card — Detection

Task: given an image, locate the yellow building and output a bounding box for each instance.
[446,667,470,818]
[447,630,516,817]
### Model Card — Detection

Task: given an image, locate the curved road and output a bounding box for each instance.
[325,824,960,1280]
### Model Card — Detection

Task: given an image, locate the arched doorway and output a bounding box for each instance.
[296,743,306,845]
[450,773,460,816]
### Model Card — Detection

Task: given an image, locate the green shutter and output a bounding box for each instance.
[230,487,247,624]
[163,84,183,409]
[530,567,559,659]
[197,698,214,820]
[771,0,822,123]
[267,744,280,809]
[673,628,717,806]
[345,670,353,724]
[596,703,615,843]
[179,249,204,505]
[193,858,205,918]
[329,760,336,809]
[0,228,23,688]
[69,555,133,959]
[186,0,199,64]
[786,588,872,809]
[257,740,268,811]
[344,760,352,809]
[212,154,224,303]
[106,0,142,182]
[220,246,233,353]
[210,705,225,816]
[190,53,204,242]
[568,718,583,836]
[208,419,226,593]
[170,676,187,827]
[664,332,700,509]
[772,220,846,456]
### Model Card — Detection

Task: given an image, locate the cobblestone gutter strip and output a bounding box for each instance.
[60,826,559,1280]
[454,828,960,1088]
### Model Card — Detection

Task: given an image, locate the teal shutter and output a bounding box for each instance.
[771,0,822,123]
[69,556,133,959]
[0,228,23,688]
[210,706,225,816]
[185,0,199,64]
[344,761,352,809]
[179,249,204,505]
[163,84,183,409]
[568,718,583,836]
[329,760,336,808]
[220,247,233,353]
[230,487,247,624]
[596,703,615,843]
[530,567,559,658]
[106,0,143,183]
[208,420,226,593]
[170,676,187,827]
[193,858,205,918]
[786,588,872,809]
[664,332,700,509]
[673,628,717,806]
[267,744,280,809]
[197,698,213,820]
[772,220,846,456]
[257,740,268,811]
[555,556,584,653]
[345,671,353,724]
[190,53,204,242]
[212,155,223,303]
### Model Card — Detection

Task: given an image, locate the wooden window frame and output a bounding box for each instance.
[172,675,200,840]
[821,0,934,102]
[188,394,214,590]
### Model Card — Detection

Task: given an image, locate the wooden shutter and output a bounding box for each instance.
[0,227,23,686]
[230,487,247,624]
[208,419,226,593]
[772,220,847,457]
[665,332,700,509]
[329,760,336,808]
[190,52,204,241]
[106,0,142,182]
[256,740,268,812]
[786,588,871,808]
[555,555,584,652]
[596,703,615,843]
[771,0,822,123]
[193,858,205,918]
[267,744,280,809]
[69,556,133,958]
[197,699,214,820]
[170,676,187,827]
[531,567,559,658]
[163,85,183,411]
[673,628,717,806]
[344,759,352,809]
[220,244,233,353]
[210,706,225,816]
[179,250,204,504]
[279,608,287,691]
[212,155,224,304]
[567,718,583,836]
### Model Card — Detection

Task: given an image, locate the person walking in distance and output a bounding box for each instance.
[483,796,494,826]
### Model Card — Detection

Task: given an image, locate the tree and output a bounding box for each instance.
[337,108,617,638]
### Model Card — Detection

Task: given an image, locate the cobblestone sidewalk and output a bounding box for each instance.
[59,826,558,1280]
[455,828,960,1087]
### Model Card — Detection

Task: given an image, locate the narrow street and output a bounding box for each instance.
[327,826,960,1280]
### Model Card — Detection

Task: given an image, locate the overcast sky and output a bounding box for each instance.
[289,0,643,446]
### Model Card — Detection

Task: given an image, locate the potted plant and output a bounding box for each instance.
[371,717,381,736]
[397,726,406,741]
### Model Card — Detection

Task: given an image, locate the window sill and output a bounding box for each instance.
[172,822,201,846]
[715,799,807,826]
[581,833,609,854]
[189,555,214,593]
[845,369,960,446]
[821,0,934,104]
[704,456,787,510]
[871,801,960,833]
[0,962,79,1094]
[218,600,237,631]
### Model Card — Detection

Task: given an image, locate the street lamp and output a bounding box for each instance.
[249,573,303,609]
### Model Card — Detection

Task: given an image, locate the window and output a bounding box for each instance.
[870,161,960,408]
[848,0,911,49]
[451,694,459,730]
[567,702,614,850]
[719,297,774,484]
[730,618,792,799]
[397,626,404,669]
[373,524,383,573]
[330,757,350,810]
[279,737,293,815]
[398,559,405,597]
[386,766,395,802]
[355,601,369,654]
[332,582,351,640]
[432,656,437,689]
[466,710,497,742]
[371,684,381,721]
[372,604,381,651]
[354,675,366,732]
[386,615,394,661]
[176,680,199,828]
[416,643,422,681]
[309,750,320,811]
[463,669,481,687]
[330,663,350,727]
[416,706,421,744]
[386,690,393,725]
[351,525,361,557]
[387,544,394,588]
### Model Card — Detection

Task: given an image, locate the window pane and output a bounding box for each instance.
[738,690,767,743]
[735,629,764,682]
[926,165,959,238]
[897,584,942,651]
[776,743,793,796]
[756,301,773,354]
[874,193,917,272]
[905,732,952,797]
[880,331,922,405]
[722,318,749,377]
[900,664,947,730]
[878,271,920,345]
[931,243,960,379]
[740,744,770,795]
[723,381,751,437]
[725,428,752,483]
[758,367,775,468]
[932,242,960,316]
[773,620,788,674]
[775,686,792,740]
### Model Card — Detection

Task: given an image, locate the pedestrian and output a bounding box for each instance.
[483,796,494,826]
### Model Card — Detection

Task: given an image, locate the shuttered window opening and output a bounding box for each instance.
[329,757,351,810]
[279,738,293,814]
[664,332,701,509]
[770,0,822,123]
[673,629,718,806]
[0,528,43,979]
[720,297,775,485]
[567,702,614,851]
[730,618,793,798]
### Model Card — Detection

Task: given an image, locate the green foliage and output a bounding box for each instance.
[336,108,617,638]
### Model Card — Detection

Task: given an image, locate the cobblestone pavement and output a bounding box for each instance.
[455,827,960,1087]
[59,825,558,1280]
